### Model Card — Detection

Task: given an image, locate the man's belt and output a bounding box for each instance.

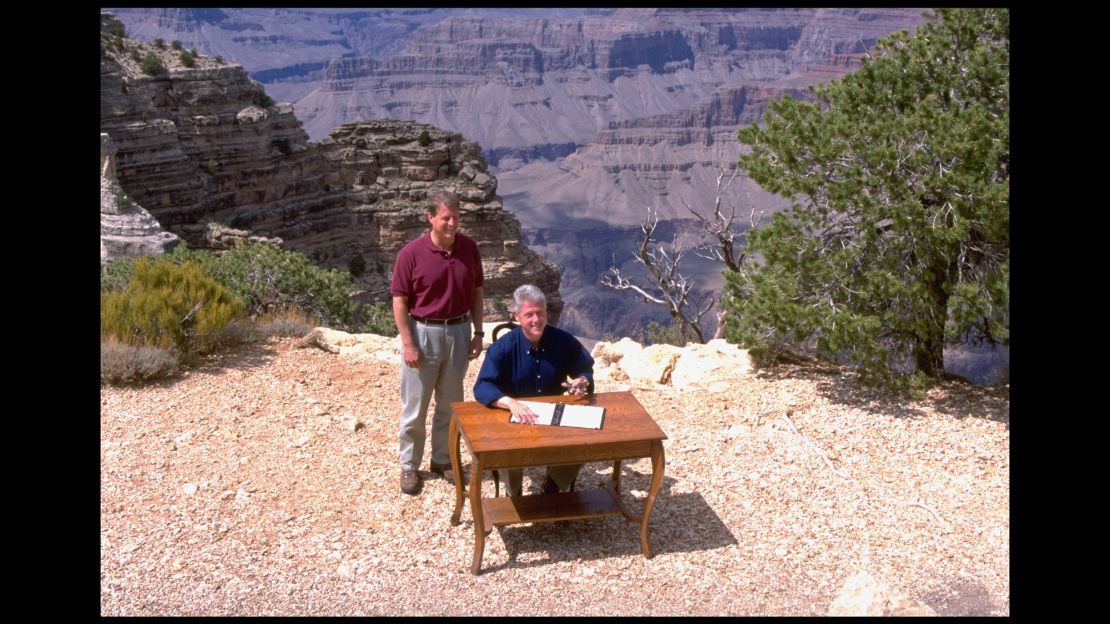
[412,313,470,326]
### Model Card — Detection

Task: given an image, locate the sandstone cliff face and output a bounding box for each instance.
[101,132,182,264]
[99,13,562,322]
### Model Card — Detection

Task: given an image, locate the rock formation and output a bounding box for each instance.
[291,8,927,152]
[102,8,928,338]
[302,328,757,394]
[100,12,563,321]
[591,337,754,390]
[101,132,182,265]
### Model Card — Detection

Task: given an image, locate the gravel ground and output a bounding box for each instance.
[100,337,1009,616]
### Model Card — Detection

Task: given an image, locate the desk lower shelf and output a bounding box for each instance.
[479,489,626,532]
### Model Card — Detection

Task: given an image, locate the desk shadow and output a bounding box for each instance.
[483,466,736,574]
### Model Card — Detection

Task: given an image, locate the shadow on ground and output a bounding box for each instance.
[755,365,1009,426]
[920,575,1001,616]
[475,465,736,574]
[129,339,284,390]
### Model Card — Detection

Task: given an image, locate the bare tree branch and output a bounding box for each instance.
[602,165,762,344]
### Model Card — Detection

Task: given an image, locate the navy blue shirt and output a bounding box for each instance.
[474,325,595,406]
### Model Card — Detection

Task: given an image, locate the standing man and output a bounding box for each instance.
[391,190,484,495]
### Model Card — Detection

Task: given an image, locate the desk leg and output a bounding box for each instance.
[640,440,666,559]
[468,456,486,575]
[449,413,464,526]
[609,460,639,523]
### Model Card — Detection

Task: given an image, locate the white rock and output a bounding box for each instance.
[621,344,681,385]
[670,340,755,389]
[591,337,643,364]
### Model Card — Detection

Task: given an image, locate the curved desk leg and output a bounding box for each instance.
[468,457,486,575]
[449,413,464,526]
[640,440,666,558]
[608,459,639,523]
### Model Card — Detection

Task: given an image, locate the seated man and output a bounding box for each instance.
[474,284,595,496]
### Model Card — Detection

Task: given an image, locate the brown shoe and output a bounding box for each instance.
[400,469,422,495]
[430,461,468,486]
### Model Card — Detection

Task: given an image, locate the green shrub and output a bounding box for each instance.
[129,48,142,63]
[179,50,196,68]
[357,301,395,337]
[229,213,249,229]
[140,51,166,76]
[635,319,694,347]
[347,253,366,278]
[168,242,396,336]
[101,257,136,294]
[101,257,245,354]
[114,192,135,212]
[257,93,274,108]
[171,40,183,50]
[417,130,432,147]
[153,38,165,49]
[101,337,179,385]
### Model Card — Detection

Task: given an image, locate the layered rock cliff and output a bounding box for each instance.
[99,13,562,321]
[101,132,182,264]
[292,8,926,149]
[102,8,927,340]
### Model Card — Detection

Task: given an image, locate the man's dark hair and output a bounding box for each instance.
[426,190,460,216]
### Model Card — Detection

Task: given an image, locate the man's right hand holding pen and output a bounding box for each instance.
[561,375,589,399]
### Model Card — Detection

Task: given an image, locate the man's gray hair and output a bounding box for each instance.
[512,284,546,312]
[426,190,460,215]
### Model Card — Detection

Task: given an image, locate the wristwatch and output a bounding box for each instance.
[474,331,485,337]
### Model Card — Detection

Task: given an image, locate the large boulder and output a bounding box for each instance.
[620,344,682,385]
[590,337,755,388]
[670,339,755,390]
[590,337,643,368]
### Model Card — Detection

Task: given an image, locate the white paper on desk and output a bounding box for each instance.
[513,401,605,429]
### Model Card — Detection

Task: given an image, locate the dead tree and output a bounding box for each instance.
[601,209,714,344]
[602,167,762,342]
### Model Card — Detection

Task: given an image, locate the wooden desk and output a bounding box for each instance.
[449,391,667,575]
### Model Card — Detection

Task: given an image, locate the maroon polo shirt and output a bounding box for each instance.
[390,232,484,319]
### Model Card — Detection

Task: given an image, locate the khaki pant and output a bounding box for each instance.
[399,320,471,471]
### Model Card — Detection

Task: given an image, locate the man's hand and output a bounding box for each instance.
[561,376,589,398]
[402,343,422,368]
[468,334,483,360]
[506,398,539,424]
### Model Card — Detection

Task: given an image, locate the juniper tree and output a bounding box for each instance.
[722,8,1009,388]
